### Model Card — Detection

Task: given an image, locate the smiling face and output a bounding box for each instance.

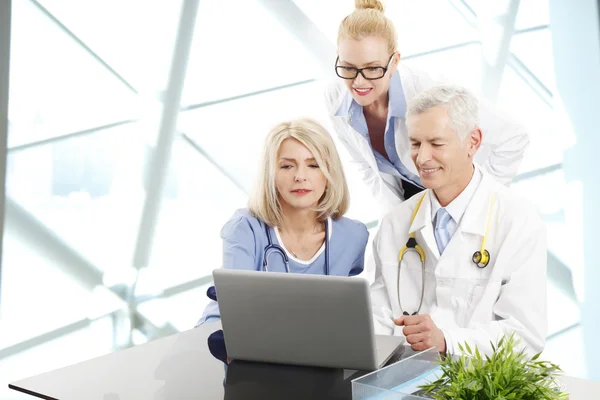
[407,105,480,203]
[275,138,327,212]
[336,35,398,107]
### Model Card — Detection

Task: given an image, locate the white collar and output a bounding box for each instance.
[430,165,482,225]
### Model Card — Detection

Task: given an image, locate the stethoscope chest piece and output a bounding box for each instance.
[472,249,490,268]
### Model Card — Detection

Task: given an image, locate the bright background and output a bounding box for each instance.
[0,1,588,397]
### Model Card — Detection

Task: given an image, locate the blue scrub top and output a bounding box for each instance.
[196,208,369,325]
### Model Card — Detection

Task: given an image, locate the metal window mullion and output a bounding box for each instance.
[0,0,10,309]
[131,0,199,270]
[28,0,138,95]
[126,0,199,348]
[478,0,521,103]
[450,0,553,103]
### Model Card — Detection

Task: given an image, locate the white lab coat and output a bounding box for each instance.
[325,64,530,217]
[370,167,547,356]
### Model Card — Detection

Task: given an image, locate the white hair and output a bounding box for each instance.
[406,85,479,141]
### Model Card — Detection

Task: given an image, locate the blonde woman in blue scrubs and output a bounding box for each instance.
[197,117,369,327]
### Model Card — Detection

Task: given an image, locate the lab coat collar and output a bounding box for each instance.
[408,164,492,237]
[458,167,496,237]
[334,90,353,117]
[407,190,440,259]
[408,190,433,235]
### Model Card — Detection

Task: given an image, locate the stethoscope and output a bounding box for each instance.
[205,220,330,303]
[397,192,496,315]
[263,220,330,275]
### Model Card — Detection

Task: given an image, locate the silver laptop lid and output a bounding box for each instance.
[213,269,377,370]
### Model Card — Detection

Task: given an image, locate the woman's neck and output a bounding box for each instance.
[364,91,389,120]
[279,204,322,235]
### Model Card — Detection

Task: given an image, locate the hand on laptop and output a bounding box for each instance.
[394,314,446,353]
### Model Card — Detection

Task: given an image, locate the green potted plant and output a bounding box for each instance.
[418,333,568,399]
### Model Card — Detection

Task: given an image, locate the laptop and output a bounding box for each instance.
[212,269,404,370]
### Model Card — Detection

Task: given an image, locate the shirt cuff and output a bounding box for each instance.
[195,315,221,328]
[440,328,455,355]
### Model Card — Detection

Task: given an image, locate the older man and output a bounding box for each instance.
[370,85,547,356]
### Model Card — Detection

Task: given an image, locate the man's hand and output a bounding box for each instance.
[394,314,446,353]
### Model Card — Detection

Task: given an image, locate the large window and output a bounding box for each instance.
[1,1,581,396]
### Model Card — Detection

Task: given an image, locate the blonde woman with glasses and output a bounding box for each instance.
[325,0,529,217]
[197,117,369,328]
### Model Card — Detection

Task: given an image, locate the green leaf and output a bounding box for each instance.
[497,335,505,349]
[465,341,472,355]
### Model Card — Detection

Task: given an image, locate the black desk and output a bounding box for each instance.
[10,322,595,399]
[8,322,408,400]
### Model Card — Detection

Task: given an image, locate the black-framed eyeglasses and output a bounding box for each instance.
[335,54,395,80]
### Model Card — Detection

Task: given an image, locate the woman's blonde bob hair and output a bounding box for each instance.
[337,0,398,54]
[248,118,350,228]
